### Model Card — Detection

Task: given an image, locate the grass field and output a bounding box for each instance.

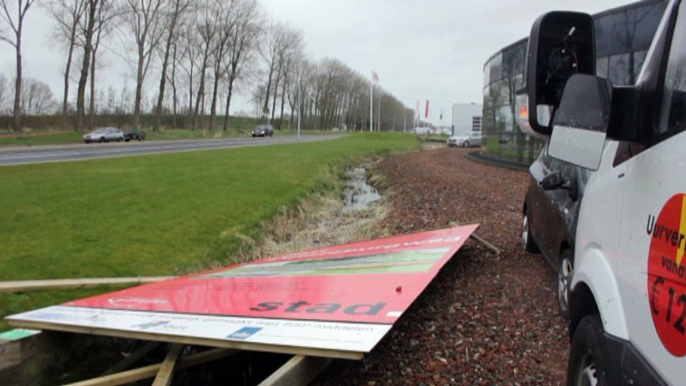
[0,133,419,328]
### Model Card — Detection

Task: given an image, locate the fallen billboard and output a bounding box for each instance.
[7,225,478,359]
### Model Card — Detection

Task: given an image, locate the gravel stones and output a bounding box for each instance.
[314,147,568,385]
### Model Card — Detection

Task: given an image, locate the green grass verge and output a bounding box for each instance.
[0,132,419,329]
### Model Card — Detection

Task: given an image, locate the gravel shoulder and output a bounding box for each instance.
[314,146,569,385]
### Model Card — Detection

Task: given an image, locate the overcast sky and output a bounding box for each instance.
[0,0,633,125]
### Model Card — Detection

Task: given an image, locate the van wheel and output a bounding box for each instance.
[568,315,613,386]
[522,210,539,253]
[558,249,574,319]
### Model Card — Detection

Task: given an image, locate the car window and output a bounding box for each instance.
[656,1,686,142]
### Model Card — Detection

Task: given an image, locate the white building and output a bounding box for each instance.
[452,103,482,135]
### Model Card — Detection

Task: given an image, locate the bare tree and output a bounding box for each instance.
[259,22,285,122]
[46,0,87,129]
[75,0,99,132]
[21,78,57,115]
[0,0,37,132]
[176,23,201,129]
[207,0,234,131]
[221,0,261,131]
[191,1,217,130]
[87,0,115,128]
[152,0,189,132]
[121,0,166,129]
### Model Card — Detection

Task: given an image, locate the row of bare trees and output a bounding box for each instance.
[0,0,411,133]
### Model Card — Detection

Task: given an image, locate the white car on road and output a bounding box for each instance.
[83,128,125,144]
[447,132,481,147]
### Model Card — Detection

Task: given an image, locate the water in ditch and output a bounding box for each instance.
[342,167,380,213]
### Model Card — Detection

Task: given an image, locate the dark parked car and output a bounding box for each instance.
[521,142,592,319]
[124,129,146,142]
[252,125,273,137]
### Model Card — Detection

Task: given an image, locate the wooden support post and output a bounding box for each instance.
[102,341,160,376]
[151,344,184,386]
[449,221,500,254]
[0,277,171,293]
[64,348,236,386]
[258,355,332,386]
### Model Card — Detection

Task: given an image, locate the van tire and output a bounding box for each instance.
[558,249,574,319]
[567,315,613,386]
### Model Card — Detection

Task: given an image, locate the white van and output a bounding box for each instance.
[517,1,686,384]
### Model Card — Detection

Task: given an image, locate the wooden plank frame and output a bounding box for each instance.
[258,355,332,386]
[63,348,236,386]
[0,277,171,293]
[7,319,364,360]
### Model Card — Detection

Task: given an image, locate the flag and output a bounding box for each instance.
[415,101,420,120]
[425,101,430,119]
[371,70,379,85]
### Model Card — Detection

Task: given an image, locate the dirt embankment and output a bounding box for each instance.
[314,146,569,385]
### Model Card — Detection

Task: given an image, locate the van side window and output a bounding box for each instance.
[657,1,686,139]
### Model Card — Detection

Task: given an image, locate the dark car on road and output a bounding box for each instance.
[124,129,146,142]
[521,142,592,319]
[252,125,273,137]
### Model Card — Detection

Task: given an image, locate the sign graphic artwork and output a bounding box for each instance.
[8,225,478,355]
[648,194,686,356]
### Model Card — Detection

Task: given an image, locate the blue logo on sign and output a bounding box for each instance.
[228,327,262,340]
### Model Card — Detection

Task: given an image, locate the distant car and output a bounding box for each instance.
[522,142,592,319]
[124,129,146,142]
[447,132,481,147]
[83,128,124,143]
[252,125,273,137]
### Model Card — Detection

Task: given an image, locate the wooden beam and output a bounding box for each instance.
[0,277,172,293]
[151,344,184,386]
[448,221,499,254]
[8,320,364,360]
[258,356,332,386]
[64,348,236,386]
[101,341,161,376]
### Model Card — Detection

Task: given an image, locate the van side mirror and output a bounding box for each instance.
[516,11,595,137]
[548,74,613,171]
[540,171,564,190]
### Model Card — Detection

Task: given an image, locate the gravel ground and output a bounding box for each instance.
[314,146,569,385]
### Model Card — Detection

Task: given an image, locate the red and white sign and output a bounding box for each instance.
[648,194,686,357]
[8,225,478,356]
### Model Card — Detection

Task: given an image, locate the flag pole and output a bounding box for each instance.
[369,81,373,132]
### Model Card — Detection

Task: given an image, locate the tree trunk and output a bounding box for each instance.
[263,63,274,117]
[193,56,208,130]
[171,43,178,129]
[76,1,97,133]
[154,8,179,133]
[134,45,144,129]
[278,72,287,129]
[209,67,220,131]
[62,24,77,131]
[13,34,22,132]
[222,76,235,131]
[88,47,97,130]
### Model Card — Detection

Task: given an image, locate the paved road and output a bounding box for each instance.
[0,135,343,166]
